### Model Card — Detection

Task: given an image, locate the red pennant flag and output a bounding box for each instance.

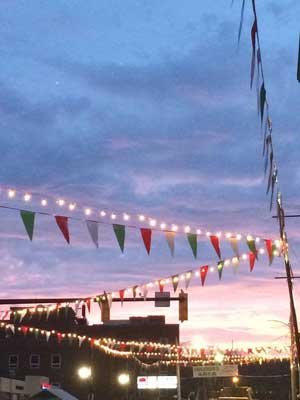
[140,228,152,255]
[200,265,209,287]
[57,332,62,344]
[210,235,221,259]
[90,338,95,348]
[55,216,70,244]
[85,298,91,314]
[249,251,256,272]
[265,239,273,265]
[21,326,29,335]
[119,289,125,306]
[159,280,165,293]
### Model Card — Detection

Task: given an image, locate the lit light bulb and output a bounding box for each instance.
[149,219,156,227]
[85,208,92,216]
[195,271,200,277]
[224,259,230,266]
[41,199,48,206]
[139,215,145,222]
[23,193,31,202]
[196,229,201,235]
[206,232,211,237]
[225,232,232,238]
[69,203,76,211]
[246,235,253,241]
[236,234,242,240]
[259,248,265,254]
[111,213,116,220]
[123,213,130,221]
[255,237,260,243]
[216,232,222,238]
[184,226,191,233]
[8,189,15,198]
[57,199,65,206]
[210,267,214,272]
[171,225,178,232]
[160,223,166,230]
[232,257,239,264]
[100,210,106,217]
[242,254,247,260]
[173,276,179,283]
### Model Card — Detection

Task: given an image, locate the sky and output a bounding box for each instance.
[0,0,299,347]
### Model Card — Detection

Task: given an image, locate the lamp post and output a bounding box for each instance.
[118,372,130,400]
[77,366,94,400]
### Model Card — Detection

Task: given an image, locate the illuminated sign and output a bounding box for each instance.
[193,365,238,378]
[137,376,177,389]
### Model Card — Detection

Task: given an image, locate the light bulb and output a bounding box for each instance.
[123,213,130,221]
[85,208,92,216]
[57,199,65,206]
[8,189,15,198]
[139,215,145,221]
[149,219,156,227]
[24,193,31,202]
[172,225,178,232]
[160,223,166,229]
[111,213,116,220]
[184,226,191,233]
[69,203,76,211]
[100,210,106,217]
[41,199,48,206]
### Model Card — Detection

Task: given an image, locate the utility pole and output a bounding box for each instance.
[276,193,300,396]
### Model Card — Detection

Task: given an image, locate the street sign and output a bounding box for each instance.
[193,365,238,378]
[155,292,170,307]
[137,376,177,389]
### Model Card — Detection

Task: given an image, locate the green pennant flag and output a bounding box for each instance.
[113,224,125,252]
[187,233,197,258]
[20,210,35,241]
[260,83,266,124]
[218,260,224,280]
[246,239,258,259]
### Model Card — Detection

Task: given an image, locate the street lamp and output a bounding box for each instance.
[78,366,92,380]
[118,373,130,385]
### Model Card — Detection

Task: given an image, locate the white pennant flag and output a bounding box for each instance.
[165,232,175,256]
[46,331,51,342]
[78,336,85,347]
[46,307,52,320]
[185,271,192,289]
[86,220,99,248]
[7,324,15,334]
[19,309,27,323]
[142,285,148,300]
[107,293,113,309]
[230,237,240,257]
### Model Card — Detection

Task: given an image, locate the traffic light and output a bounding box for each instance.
[179,290,188,322]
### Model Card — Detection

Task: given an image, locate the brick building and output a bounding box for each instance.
[0,308,179,400]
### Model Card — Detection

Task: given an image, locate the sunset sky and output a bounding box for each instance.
[0,0,299,347]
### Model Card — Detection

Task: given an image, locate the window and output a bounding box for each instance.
[8,354,18,369]
[51,354,61,369]
[30,354,40,369]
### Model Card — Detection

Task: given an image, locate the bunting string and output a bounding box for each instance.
[0,245,280,319]
[0,322,290,366]
[0,203,279,261]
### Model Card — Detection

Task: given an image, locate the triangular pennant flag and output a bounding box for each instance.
[55,216,70,244]
[200,265,209,286]
[185,271,192,289]
[249,251,256,272]
[142,285,148,300]
[297,33,300,82]
[46,331,51,342]
[217,261,224,280]
[86,220,99,248]
[20,210,35,241]
[159,280,165,293]
[187,233,197,258]
[78,336,85,347]
[106,292,113,309]
[210,235,221,259]
[140,228,152,255]
[19,309,27,323]
[165,231,175,256]
[113,224,125,252]
[229,237,240,257]
[260,82,266,124]
[119,289,125,306]
[132,285,138,299]
[172,275,179,293]
[46,307,52,320]
[21,326,29,335]
[237,0,246,45]
[34,329,39,340]
[85,298,91,314]
[233,258,240,274]
[246,238,258,259]
[265,239,274,265]
[7,324,15,334]
[56,333,62,344]
[250,19,257,89]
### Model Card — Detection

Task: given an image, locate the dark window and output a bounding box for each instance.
[8,354,18,369]
[51,354,61,369]
[30,354,40,369]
